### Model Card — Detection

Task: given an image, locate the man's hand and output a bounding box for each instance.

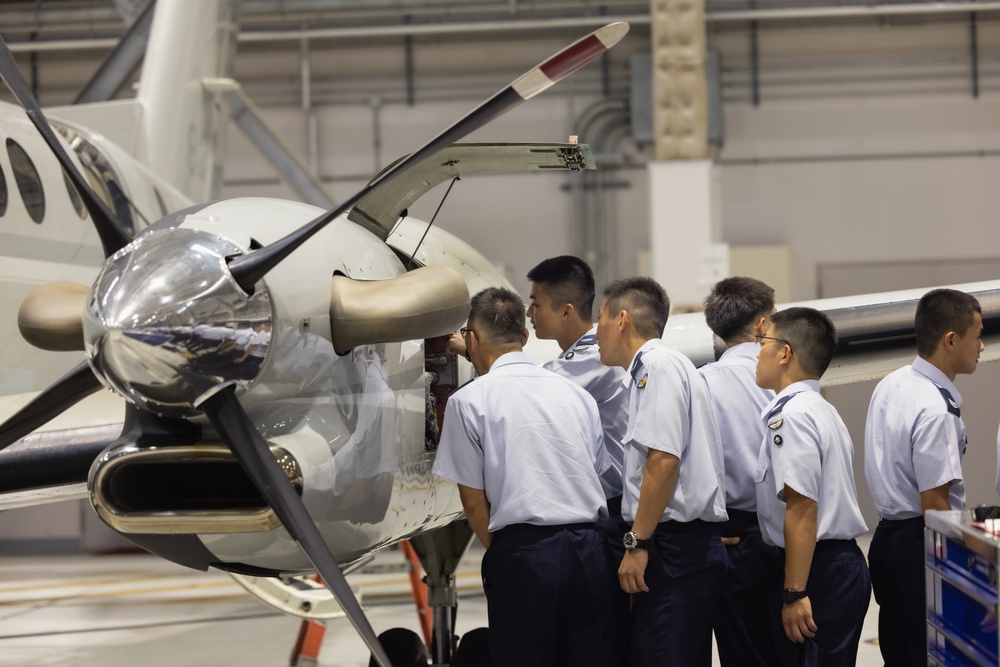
[782,596,817,643]
[722,536,741,546]
[445,332,467,357]
[619,549,650,594]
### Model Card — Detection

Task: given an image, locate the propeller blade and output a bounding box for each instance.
[200,387,392,667]
[0,360,102,451]
[228,21,629,293]
[0,37,132,258]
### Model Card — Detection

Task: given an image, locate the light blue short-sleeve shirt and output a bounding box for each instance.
[432,351,610,532]
[865,356,967,520]
[699,342,775,511]
[544,326,628,498]
[621,339,728,524]
[755,381,868,548]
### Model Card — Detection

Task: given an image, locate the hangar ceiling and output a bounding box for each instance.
[0,0,997,110]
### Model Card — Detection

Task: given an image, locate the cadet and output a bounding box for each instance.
[754,307,870,667]
[596,276,728,667]
[700,277,779,667]
[433,287,620,667]
[526,256,629,518]
[526,256,631,654]
[865,288,983,667]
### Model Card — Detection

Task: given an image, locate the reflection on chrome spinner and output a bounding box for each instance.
[83,226,272,416]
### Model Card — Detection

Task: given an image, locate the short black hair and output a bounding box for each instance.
[770,307,838,377]
[603,277,670,339]
[704,277,775,343]
[915,288,982,358]
[526,255,596,320]
[469,286,525,344]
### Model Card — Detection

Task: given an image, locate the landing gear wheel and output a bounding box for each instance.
[452,627,490,667]
[368,627,429,666]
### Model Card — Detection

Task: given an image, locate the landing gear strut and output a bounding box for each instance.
[408,520,475,665]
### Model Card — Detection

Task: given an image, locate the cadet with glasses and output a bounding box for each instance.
[754,307,870,667]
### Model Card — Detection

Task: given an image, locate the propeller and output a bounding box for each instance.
[201,387,391,667]
[227,21,630,293]
[0,21,631,667]
[0,360,101,451]
[0,39,132,258]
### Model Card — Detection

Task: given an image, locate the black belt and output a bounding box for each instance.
[493,522,596,539]
[878,516,924,527]
[653,518,720,535]
[774,538,857,556]
[721,508,760,538]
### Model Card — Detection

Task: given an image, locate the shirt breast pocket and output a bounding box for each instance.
[754,463,771,525]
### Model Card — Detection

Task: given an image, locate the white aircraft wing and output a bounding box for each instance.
[348,142,596,239]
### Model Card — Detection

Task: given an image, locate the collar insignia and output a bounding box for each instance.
[768,419,783,430]
[564,351,575,360]
[637,374,648,389]
[774,435,783,446]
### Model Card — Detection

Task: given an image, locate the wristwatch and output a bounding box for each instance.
[782,588,808,604]
[623,531,651,551]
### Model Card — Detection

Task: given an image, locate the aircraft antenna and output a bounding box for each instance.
[407,175,460,269]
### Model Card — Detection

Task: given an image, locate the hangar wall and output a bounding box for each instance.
[220,15,1000,523]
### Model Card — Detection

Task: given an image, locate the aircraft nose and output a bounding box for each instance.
[83,226,273,416]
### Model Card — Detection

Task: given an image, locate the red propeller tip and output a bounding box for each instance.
[512,22,630,100]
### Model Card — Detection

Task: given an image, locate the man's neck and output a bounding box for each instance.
[774,370,816,393]
[919,352,955,382]
[557,321,593,352]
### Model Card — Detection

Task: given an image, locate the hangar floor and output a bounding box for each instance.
[0,536,885,666]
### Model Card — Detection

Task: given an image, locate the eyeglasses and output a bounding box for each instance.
[460,327,475,338]
[755,334,793,352]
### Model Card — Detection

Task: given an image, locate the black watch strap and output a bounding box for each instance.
[624,531,651,551]
[782,588,808,604]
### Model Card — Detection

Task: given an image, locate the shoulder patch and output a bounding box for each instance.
[768,419,783,430]
[637,373,648,389]
[936,385,961,418]
[765,393,799,422]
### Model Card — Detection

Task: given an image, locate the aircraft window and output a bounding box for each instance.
[51,122,134,234]
[6,139,45,224]
[0,162,7,216]
[63,170,87,219]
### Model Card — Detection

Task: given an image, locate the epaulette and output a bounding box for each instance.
[936,385,961,418]
[765,393,799,422]
[563,334,597,360]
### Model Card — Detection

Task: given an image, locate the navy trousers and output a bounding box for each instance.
[482,523,622,667]
[596,495,632,663]
[631,519,728,667]
[712,509,781,667]
[868,517,926,667]
[771,539,872,667]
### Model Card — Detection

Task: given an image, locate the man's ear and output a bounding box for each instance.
[777,344,792,367]
[943,331,957,350]
[753,315,769,337]
[521,328,529,346]
[618,310,629,332]
[562,303,575,321]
